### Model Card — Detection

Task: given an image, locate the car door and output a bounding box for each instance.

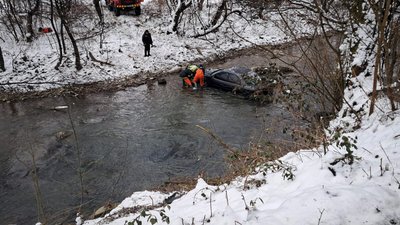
[212,71,235,91]
[227,73,242,91]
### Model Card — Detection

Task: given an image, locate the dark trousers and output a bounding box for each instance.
[144,44,151,56]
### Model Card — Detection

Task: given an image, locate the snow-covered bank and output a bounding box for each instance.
[81,93,400,225]
[0,0,311,95]
[3,0,396,224]
[78,3,400,222]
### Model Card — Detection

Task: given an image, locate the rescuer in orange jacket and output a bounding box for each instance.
[193,65,205,89]
[179,64,198,88]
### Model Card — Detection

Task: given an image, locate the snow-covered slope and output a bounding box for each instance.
[78,88,399,225]
[0,0,310,93]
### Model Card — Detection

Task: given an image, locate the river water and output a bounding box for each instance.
[0,72,301,224]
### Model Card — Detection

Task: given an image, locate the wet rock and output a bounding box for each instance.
[55,130,73,141]
[92,203,116,219]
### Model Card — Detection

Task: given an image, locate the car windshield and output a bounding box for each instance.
[227,67,260,86]
[208,67,261,87]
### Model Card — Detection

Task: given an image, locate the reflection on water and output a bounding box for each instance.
[0,75,294,224]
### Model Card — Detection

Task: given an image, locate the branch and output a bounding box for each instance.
[192,10,242,38]
[88,51,114,66]
[195,125,236,154]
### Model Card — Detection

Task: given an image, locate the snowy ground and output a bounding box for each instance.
[78,3,400,224]
[0,0,310,94]
[78,93,400,225]
[80,4,400,222]
[3,0,398,224]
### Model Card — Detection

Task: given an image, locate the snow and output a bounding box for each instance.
[0,0,398,224]
[0,0,302,93]
[79,2,399,224]
[79,95,400,225]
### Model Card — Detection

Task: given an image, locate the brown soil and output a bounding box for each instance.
[0,71,172,102]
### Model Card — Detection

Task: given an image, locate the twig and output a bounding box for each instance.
[225,191,229,206]
[361,167,369,178]
[209,193,213,218]
[196,125,235,154]
[380,143,395,176]
[149,196,154,206]
[67,106,85,211]
[88,51,114,66]
[317,208,325,225]
[241,194,249,210]
[380,143,400,187]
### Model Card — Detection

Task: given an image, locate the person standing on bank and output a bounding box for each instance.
[142,30,153,57]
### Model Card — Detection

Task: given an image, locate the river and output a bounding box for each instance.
[0,44,331,224]
[0,72,302,224]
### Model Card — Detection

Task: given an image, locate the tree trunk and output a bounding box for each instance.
[211,0,227,26]
[0,46,5,72]
[26,0,41,42]
[369,0,392,115]
[60,21,67,54]
[383,12,398,111]
[63,22,82,70]
[50,0,63,69]
[7,0,25,38]
[93,0,103,23]
[172,0,192,33]
[198,0,204,11]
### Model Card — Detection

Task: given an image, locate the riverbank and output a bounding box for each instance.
[0,0,313,102]
[82,93,400,225]
[0,43,289,102]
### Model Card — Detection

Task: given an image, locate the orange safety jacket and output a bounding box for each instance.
[193,68,204,87]
[183,77,192,87]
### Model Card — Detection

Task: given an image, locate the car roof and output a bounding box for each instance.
[208,67,253,76]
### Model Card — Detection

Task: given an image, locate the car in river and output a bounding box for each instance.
[204,67,261,96]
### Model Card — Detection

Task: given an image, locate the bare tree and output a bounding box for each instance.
[165,0,243,37]
[368,0,399,114]
[49,0,63,69]
[55,0,82,70]
[93,0,103,23]
[0,46,5,71]
[167,0,193,33]
[0,0,42,42]
[269,0,399,115]
[383,19,400,111]
[1,0,25,42]
[210,0,227,26]
[25,0,41,42]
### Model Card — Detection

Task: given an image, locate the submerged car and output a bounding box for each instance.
[204,67,261,95]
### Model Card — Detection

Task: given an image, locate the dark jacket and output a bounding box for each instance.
[142,31,153,46]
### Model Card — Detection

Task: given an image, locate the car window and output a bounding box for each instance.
[228,74,241,84]
[214,72,230,81]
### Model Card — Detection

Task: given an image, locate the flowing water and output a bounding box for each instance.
[0,74,301,224]
[0,46,328,224]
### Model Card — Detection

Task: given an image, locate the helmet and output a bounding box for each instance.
[198,64,204,69]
